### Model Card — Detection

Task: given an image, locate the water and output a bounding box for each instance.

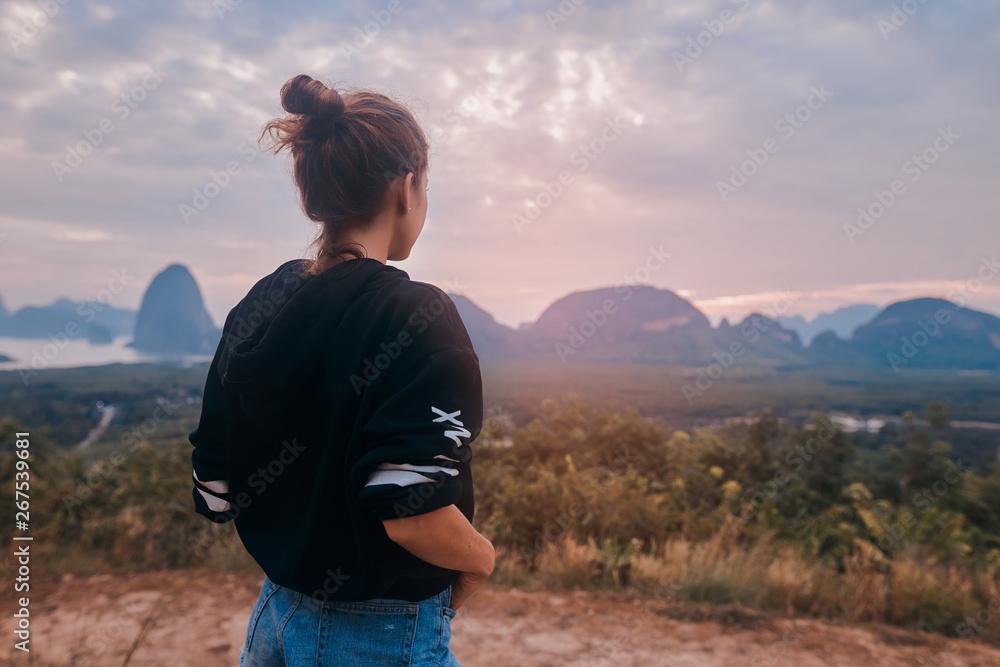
[0,335,213,372]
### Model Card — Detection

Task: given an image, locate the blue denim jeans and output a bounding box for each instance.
[238,575,462,666]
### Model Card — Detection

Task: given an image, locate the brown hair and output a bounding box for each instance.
[259,74,429,276]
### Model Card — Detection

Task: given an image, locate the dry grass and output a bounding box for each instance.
[491,522,1000,642]
[535,535,600,590]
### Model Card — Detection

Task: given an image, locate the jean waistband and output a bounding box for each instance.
[266,575,453,609]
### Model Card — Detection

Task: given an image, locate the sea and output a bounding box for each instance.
[0,335,213,373]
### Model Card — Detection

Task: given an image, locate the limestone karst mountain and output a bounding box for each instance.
[845,297,1000,371]
[129,264,220,355]
[449,288,1000,370]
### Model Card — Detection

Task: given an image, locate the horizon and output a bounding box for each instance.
[2,264,998,333]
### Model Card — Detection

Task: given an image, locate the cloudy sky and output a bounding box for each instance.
[1,0,998,329]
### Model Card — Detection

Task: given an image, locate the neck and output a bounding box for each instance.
[334,214,394,264]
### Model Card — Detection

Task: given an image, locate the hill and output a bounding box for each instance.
[844,297,1000,371]
[450,287,1000,371]
[450,293,516,359]
[0,295,135,340]
[129,264,220,354]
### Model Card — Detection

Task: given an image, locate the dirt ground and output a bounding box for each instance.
[3,570,999,666]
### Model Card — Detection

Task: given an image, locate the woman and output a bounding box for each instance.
[188,74,495,666]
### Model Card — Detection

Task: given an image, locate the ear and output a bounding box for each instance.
[398,172,415,214]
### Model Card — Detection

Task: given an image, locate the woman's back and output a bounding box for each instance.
[191,255,482,601]
[189,73,494,665]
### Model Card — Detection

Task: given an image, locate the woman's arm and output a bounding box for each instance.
[382,503,495,610]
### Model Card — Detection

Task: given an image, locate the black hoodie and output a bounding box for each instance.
[188,257,483,602]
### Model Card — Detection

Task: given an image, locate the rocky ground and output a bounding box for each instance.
[2,570,999,666]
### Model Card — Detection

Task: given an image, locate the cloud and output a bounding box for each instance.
[0,0,996,328]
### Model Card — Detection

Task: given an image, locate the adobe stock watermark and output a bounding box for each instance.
[188,438,307,553]
[301,567,353,608]
[51,63,170,182]
[221,267,306,356]
[119,396,184,451]
[179,133,261,223]
[336,0,413,63]
[519,446,640,561]
[348,294,454,395]
[583,583,683,667]
[886,309,952,373]
[437,87,503,180]
[918,592,1000,666]
[752,626,807,667]
[75,597,147,667]
[849,457,968,557]
[844,126,959,244]
[512,116,629,233]
[555,245,672,362]
[380,406,473,520]
[716,84,833,202]
[955,594,1000,641]
[876,0,931,41]
[436,72,501,141]
[682,289,798,404]
[390,468,453,519]
[213,0,242,20]
[673,0,753,73]
[7,0,70,54]
[887,253,998,372]
[738,414,840,527]
[62,396,184,516]
[387,69,501,184]
[546,0,586,30]
[945,253,999,310]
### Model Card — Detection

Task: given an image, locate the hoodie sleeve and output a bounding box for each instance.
[352,345,483,521]
[189,321,234,523]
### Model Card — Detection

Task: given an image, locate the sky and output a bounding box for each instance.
[1,0,998,330]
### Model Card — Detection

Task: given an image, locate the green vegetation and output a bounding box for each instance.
[480,360,1000,426]
[0,417,252,578]
[0,362,207,461]
[2,359,999,468]
[475,396,1000,641]
[2,392,999,642]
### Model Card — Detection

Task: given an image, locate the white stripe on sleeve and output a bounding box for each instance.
[197,487,231,512]
[364,469,436,487]
[376,462,459,477]
[193,470,229,494]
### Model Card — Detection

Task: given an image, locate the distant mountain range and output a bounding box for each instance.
[777,304,881,345]
[450,288,1000,371]
[2,268,999,370]
[0,293,136,343]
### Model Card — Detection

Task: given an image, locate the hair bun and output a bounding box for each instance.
[280,74,346,121]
